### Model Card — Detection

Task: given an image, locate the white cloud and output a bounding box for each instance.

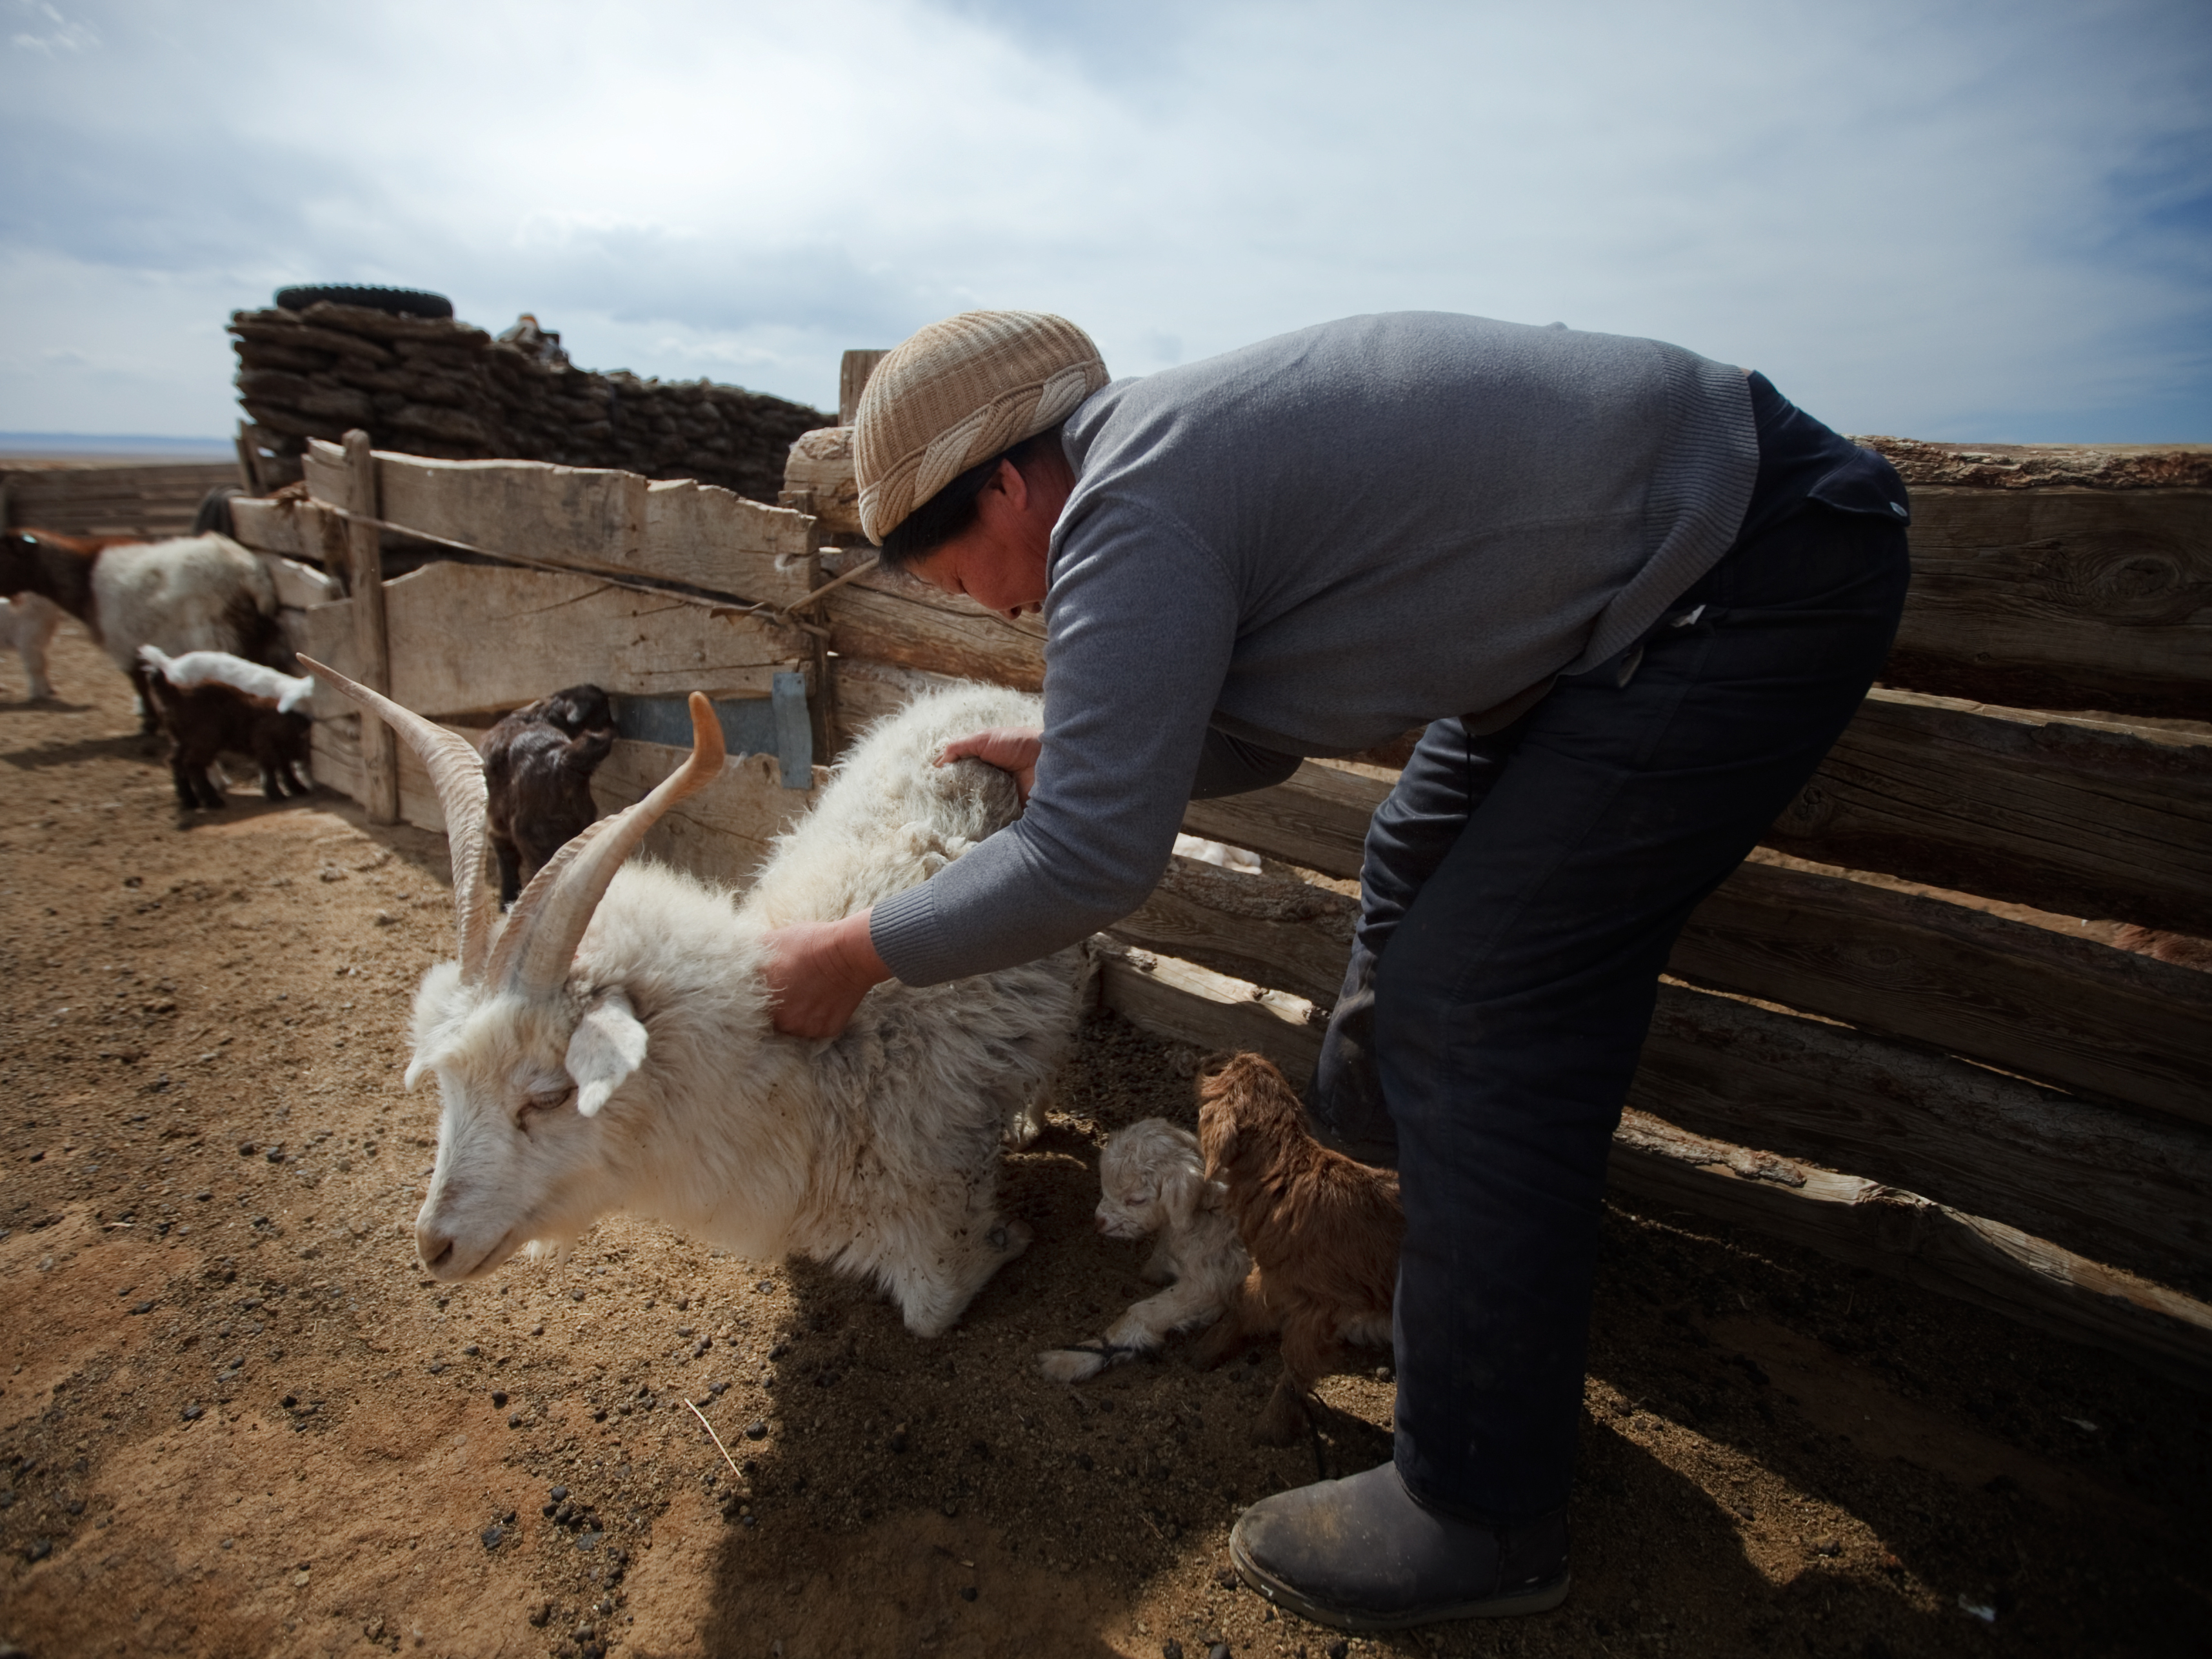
[11,0,98,54]
[1,0,2206,438]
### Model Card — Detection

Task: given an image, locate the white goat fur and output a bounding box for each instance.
[138,643,315,713]
[0,594,64,700]
[92,534,277,676]
[1037,1117,1250,1383]
[408,683,1083,1338]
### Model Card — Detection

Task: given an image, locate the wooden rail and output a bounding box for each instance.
[1,461,243,539]
[1891,486,2212,718]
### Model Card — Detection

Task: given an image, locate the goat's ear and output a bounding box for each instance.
[1161,1165,1206,1234]
[566,989,648,1117]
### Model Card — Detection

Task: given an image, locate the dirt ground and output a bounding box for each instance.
[1,625,2207,1659]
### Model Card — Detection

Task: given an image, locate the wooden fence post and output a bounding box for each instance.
[342,428,399,825]
[233,421,262,496]
[838,349,889,427]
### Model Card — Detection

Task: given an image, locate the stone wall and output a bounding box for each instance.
[230,303,829,503]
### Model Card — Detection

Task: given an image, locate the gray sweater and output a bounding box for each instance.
[869,312,1758,986]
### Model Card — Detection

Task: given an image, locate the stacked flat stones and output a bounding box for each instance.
[230,301,829,503]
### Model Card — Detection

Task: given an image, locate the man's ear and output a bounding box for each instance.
[566,989,648,1117]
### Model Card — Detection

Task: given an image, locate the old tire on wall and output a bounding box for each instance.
[274,285,454,320]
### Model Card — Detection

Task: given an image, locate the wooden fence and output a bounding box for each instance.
[222,407,2212,1391]
[1,461,246,540]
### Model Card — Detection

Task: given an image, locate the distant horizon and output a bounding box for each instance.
[0,431,234,457]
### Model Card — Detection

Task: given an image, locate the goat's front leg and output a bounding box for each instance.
[1253,1305,1342,1447]
[492,837,524,908]
[1190,1268,1268,1371]
[128,662,158,736]
[1038,1259,1236,1383]
[1142,1232,1193,1283]
[21,633,53,701]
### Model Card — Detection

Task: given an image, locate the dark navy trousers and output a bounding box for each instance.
[1308,500,1911,1522]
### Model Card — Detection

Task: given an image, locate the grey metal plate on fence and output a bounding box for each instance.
[611,672,813,790]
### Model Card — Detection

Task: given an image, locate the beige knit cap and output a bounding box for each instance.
[853,310,1108,544]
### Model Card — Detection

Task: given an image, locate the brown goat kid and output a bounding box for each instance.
[480,684,618,905]
[1195,1051,1404,1445]
[141,676,312,810]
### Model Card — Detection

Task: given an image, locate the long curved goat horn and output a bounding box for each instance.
[297,656,497,982]
[488,691,725,1000]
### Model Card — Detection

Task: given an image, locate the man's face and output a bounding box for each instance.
[907,530,1047,621]
[902,456,1061,621]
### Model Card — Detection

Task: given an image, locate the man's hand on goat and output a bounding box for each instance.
[937,726,1042,805]
[764,912,889,1039]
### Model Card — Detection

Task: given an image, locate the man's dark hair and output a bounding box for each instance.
[877,423,1067,569]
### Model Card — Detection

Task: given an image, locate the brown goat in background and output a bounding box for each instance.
[1194,1051,1404,1445]
[479,684,617,905]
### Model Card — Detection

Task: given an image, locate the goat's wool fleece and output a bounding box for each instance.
[403,679,1080,1340]
[91,534,276,672]
[739,682,1043,927]
[853,311,1109,543]
[138,644,313,713]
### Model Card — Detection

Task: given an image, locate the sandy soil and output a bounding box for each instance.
[1,626,2206,1659]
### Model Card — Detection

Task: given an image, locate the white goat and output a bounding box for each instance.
[301,657,1082,1339]
[137,644,315,713]
[0,530,282,729]
[1037,1117,1250,1382]
[0,593,64,701]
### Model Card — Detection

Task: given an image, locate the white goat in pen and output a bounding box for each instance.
[300,657,1083,1338]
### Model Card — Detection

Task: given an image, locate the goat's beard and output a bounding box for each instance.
[522,1236,577,1267]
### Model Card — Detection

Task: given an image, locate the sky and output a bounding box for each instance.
[2,0,2207,443]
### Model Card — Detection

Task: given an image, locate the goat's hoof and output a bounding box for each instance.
[1253,1413,1307,1447]
[1037,1348,1106,1384]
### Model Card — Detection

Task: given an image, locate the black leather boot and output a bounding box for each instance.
[1228,1462,1569,1631]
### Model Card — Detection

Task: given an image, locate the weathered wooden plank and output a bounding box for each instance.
[1101,847,2212,1275]
[342,430,397,824]
[589,741,823,892]
[1633,983,2212,1292]
[301,439,350,507]
[1179,762,1386,881]
[821,578,1046,690]
[305,436,645,570]
[1090,950,2212,1388]
[312,716,819,895]
[1891,487,2211,718]
[1769,692,2212,936]
[783,426,863,538]
[639,478,817,607]
[0,462,241,538]
[1608,1111,2212,1393]
[1669,860,2212,1129]
[839,354,889,427]
[228,496,308,559]
[251,550,343,612]
[1106,856,1356,1005]
[1091,945,1326,1073]
[311,712,481,836]
[303,438,820,607]
[1182,699,2212,940]
[1115,826,2212,1131]
[298,561,808,721]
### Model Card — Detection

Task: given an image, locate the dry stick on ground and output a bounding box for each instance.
[686,1398,749,1488]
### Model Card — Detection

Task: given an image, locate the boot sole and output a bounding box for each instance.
[1229,1530,1571,1631]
